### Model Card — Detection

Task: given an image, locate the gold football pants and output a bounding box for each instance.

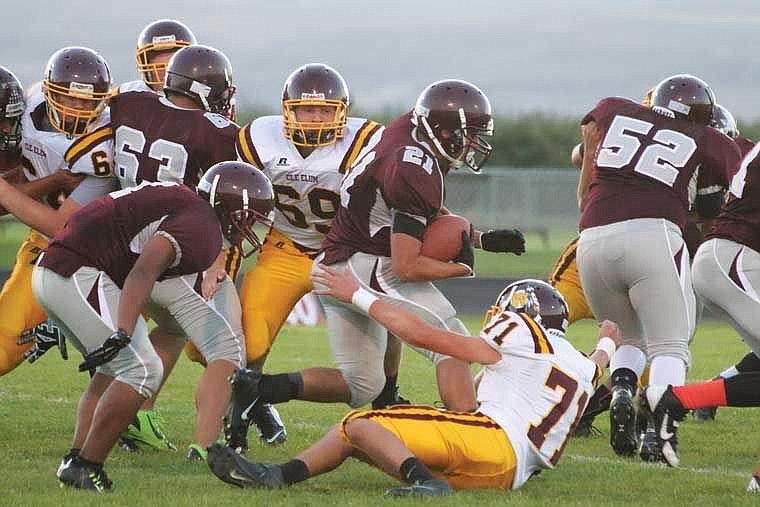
[340,405,517,490]
[0,230,49,375]
[184,229,315,365]
[549,237,595,325]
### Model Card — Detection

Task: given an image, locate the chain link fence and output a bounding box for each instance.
[445,168,580,241]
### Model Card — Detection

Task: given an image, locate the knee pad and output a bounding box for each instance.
[344,366,385,408]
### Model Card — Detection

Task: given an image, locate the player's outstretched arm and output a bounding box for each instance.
[313,264,500,364]
[0,172,82,233]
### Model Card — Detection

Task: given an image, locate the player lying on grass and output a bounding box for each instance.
[207,268,620,496]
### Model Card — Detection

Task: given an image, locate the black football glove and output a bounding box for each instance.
[453,230,475,276]
[20,320,68,363]
[78,329,131,372]
[480,229,526,255]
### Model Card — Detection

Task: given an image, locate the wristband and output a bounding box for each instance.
[351,288,379,314]
[595,337,616,361]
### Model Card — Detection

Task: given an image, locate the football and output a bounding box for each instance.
[420,214,471,262]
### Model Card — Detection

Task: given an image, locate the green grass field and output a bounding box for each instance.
[2,319,759,506]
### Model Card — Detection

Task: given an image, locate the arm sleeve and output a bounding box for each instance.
[69,175,120,205]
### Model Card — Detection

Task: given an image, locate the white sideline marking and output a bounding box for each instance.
[568,454,748,478]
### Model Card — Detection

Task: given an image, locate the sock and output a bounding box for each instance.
[736,352,760,373]
[399,457,434,484]
[611,368,638,393]
[66,448,81,459]
[672,378,727,409]
[650,355,686,386]
[610,345,647,378]
[377,375,398,400]
[279,459,309,485]
[719,366,740,379]
[258,373,303,404]
[725,372,760,407]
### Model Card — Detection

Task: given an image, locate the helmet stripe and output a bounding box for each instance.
[209,173,220,206]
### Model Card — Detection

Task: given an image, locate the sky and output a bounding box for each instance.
[4,0,760,118]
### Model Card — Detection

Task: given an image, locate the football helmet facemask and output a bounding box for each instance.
[282,63,349,148]
[164,45,235,117]
[136,19,196,88]
[197,161,275,258]
[650,74,715,125]
[0,66,24,151]
[484,279,569,334]
[42,47,112,137]
[412,79,494,173]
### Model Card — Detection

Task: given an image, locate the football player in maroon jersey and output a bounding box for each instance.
[223,80,526,451]
[40,162,273,491]
[576,74,741,462]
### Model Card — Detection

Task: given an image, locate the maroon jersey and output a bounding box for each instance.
[735,136,756,158]
[579,97,740,231]
[108,89,239,189]
[708,143,760,253]
[39,182,222,287]
[321,112,445,264]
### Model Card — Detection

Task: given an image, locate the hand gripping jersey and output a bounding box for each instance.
[236,115,381,251]
[580,97,740,232]
[708,143,760,254]
[38,181,222,288]
[21,82,113,183]
[477,310,599,488]
[321,112,445,264]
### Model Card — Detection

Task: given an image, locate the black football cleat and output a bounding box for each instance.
[638,420,663,463]
[58,457,113,492]
[640,385,687,467]
[609,386,638,456]
[224,368,262,453]
[372,384,411,410]
[206,443,286,489]
[385,478,454,497]
[251,403,287,445]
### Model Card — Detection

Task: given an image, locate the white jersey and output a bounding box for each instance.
[477,311,599,489]
[21,82,112,182]
[237,115,381,251]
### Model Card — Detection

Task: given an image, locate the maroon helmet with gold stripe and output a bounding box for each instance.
[485,279,569,333]
[136,19,196,88]
[282,63,349,147]
[42,47,112,137]
[197,161,274,258]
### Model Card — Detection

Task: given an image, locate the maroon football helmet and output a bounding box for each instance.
[136,19,196,88]
[282,63,350,147]
[164,45,235,117]
[650,74,715,125]
[42,47,112,137]
[197,161,274,257]
[0,67,24,151]
[709,104,739,139]
[485,279,569,334]
[412,79,494,173]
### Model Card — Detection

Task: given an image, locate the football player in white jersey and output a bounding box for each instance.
[216,63,400,448]
[208,272,619,496]
[0,52,113,376]
[119,19,197,95]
